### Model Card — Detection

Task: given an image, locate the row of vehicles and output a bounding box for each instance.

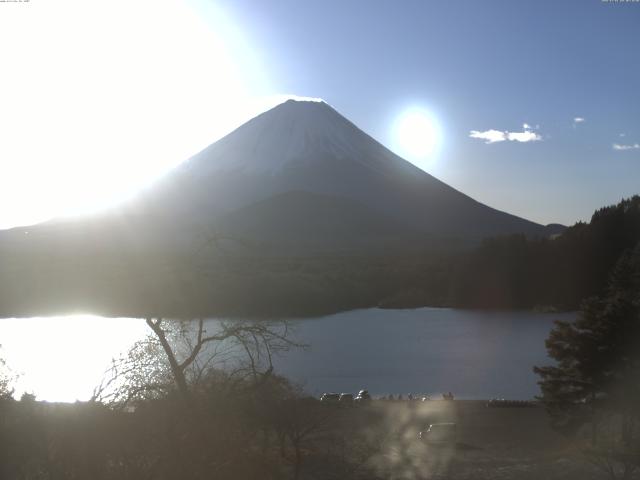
[486,398,537,408]
[322,392,539,407]
[320,391,450,403]
[320,390,457,444]
[320,390,371,405]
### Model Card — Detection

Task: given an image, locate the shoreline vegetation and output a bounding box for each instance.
[0,197,638,479]
[1,196,638,319]
[0,395,618,480]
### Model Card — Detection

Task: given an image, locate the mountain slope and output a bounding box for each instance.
[215,190,431,253]
[146,99,549,240]
[0,98,565,317]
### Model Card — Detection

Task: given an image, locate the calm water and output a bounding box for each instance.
[0,308,573,402]
[272,308,574,400]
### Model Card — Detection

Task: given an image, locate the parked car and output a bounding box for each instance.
[339,393,354,405]
[486,398,537,408]
[320,393,340,404]
[418,423,457,443]
[354,389,371,404]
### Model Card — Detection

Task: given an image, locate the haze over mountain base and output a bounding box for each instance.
[0,100,571,318]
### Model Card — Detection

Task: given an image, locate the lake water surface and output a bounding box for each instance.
[272,308,574,400]
[0,308,574,402]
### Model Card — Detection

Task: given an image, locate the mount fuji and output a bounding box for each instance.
[135,98,554,249]
[0,99,563,317]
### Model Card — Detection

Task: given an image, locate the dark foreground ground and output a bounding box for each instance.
[0,397,620,479]
[316,400,608,480]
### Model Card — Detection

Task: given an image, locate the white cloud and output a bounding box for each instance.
[507,130,542,142]
[469,129,507,144]
[469,124,542,144]
[613,143,640,151]
[573,117,585,124]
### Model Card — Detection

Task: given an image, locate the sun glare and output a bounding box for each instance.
[393,108,442,171]
[0,316,149,402]
[0,0,268,229]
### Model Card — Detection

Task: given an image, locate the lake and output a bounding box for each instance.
[0,308,573,402]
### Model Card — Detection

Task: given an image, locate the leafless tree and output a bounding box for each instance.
[0,348,15,400]
[580,411,640,480]
[94,317,303,407]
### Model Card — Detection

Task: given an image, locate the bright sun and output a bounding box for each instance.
[0,0,268,229]
[0,315,150,402]
[394,109,442,170]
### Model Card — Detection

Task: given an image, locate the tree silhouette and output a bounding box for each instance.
[534,243,640,479]
[450,195,640,310]
[0,350,13,400]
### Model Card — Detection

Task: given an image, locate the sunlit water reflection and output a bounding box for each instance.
[0,316,149,402]
[0,308,573,402]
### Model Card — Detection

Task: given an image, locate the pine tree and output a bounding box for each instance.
[534,243,640,478]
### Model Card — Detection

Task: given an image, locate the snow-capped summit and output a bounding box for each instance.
[180,99,420,177]
[151,97,550,240]
[0,96,561,318]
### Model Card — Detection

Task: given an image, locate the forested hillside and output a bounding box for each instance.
[0,197,637,318]
[448,196,640,310]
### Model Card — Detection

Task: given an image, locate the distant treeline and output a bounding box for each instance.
[0,197,638,318]
[226,195,640,315]
[447,195,640,310]
[0,376,391,480]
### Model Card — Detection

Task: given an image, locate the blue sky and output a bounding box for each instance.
[0,0,637,229]
[213,0,640,225]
